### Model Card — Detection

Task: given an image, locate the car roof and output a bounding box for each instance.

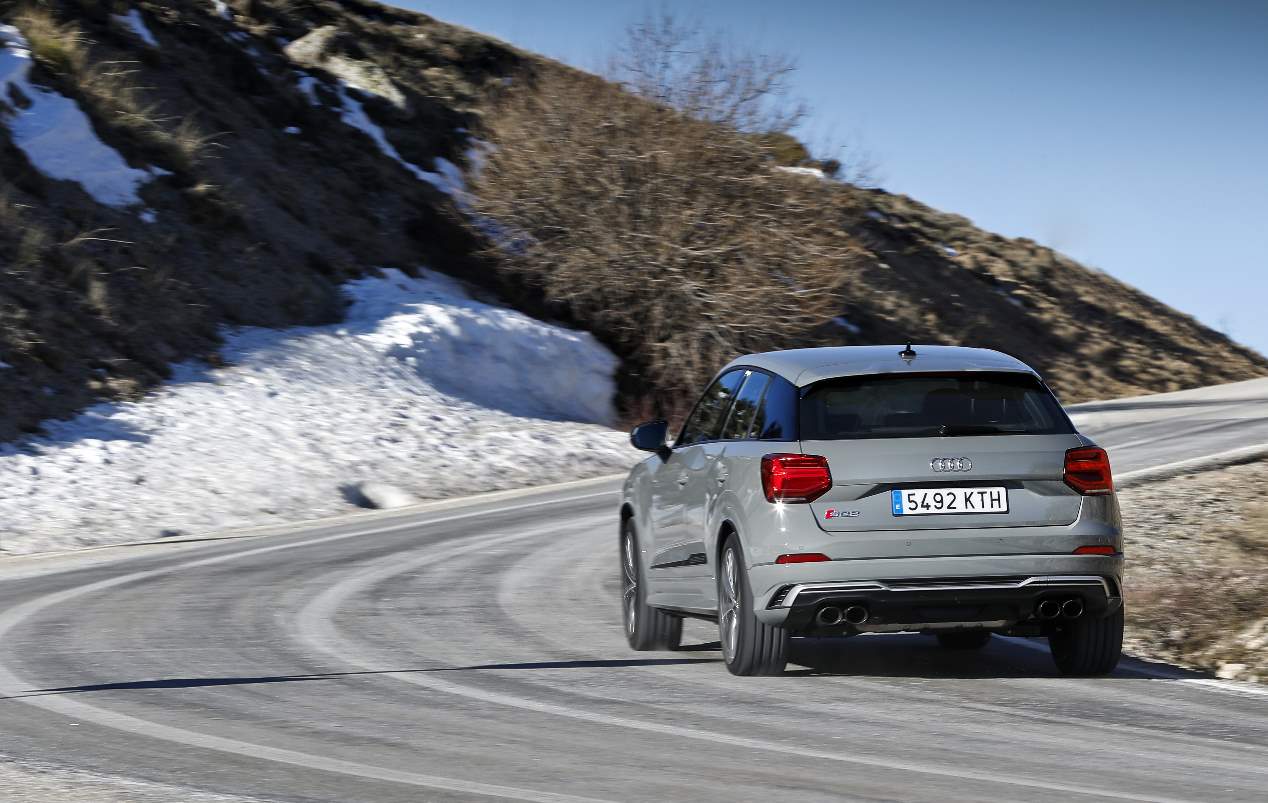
[723,345,1039,387]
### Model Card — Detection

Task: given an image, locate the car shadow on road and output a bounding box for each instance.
[447,657,718,670]
[782,634,1211,681]
[2,658,721,699]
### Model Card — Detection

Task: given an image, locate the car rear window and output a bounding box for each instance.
[800,372,1074,440]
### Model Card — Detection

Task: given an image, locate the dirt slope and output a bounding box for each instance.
[0,0,1262,441]
[831,188,1266,403]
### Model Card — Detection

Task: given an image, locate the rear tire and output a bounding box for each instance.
[718,536,788,676]
[936,631,992,650]
[620,519,682,651]
[1049,606,1123,676]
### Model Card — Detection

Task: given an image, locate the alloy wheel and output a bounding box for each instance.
[720,547,740,662]
[621,530,638,636]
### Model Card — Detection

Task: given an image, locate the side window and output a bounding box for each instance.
[721,372,770,440]
[752,376,798,441]
[677,370,745,446]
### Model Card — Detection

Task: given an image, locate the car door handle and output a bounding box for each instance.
[676,474,689,486]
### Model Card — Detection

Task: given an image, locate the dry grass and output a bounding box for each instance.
[1119,462,1268,681]
[14,7,214,175]
[13,5,85,74]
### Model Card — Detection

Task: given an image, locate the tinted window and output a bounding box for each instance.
[721,372,770,440]
[677,370,745,446]
[800,372,1074,440]
[752,375,798,441]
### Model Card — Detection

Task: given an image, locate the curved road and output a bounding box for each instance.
[2,379,1267,802]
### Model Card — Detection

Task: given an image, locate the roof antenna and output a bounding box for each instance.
[899,342,917,363]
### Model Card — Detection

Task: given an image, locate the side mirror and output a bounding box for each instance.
[630,420,670,456]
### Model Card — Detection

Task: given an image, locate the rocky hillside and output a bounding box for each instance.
[830,187,1265,403]
[0,0,1263,441]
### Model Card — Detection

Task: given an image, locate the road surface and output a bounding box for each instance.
[1,379,1267,802]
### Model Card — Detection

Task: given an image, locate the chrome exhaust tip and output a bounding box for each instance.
[816,606,843,627]
[843,605,869,625]
[1061,598,1085,619]
[1036,599,1062,620]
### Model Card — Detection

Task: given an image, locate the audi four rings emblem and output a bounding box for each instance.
[930,457,973,472]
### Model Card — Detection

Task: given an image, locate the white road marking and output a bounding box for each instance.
[1,479,1262,802]
[0,492,622,803]
[1116,443,1268,485]
[293,529,1221,803]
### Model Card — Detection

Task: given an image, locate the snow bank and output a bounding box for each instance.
[0,270,636,554]
[0,25,163,207]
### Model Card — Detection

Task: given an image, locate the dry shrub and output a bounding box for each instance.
[611,10,806,134]
[470,68,855,416]
[12,5,86,74]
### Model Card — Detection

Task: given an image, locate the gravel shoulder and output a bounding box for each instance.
[1119,459,1268,682]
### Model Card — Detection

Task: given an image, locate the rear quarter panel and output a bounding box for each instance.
[703,439,825,605]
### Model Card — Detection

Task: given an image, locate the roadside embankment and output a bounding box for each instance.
[1119,459,1268,682]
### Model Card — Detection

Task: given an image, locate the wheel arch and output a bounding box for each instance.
[715,518,739,570]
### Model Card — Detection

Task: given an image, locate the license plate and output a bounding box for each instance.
[891,487,1008,516]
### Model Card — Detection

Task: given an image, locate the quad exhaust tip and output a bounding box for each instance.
[1037,597,1086,621]
[816,605,869,627]
[843,605,869,625]
[816,606,843,626]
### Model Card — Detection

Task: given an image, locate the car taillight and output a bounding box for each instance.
[761,454,832,503]
[1074,545,1117,556]
[1064,447,1113,495]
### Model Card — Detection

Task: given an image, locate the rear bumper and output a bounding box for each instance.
[750,554,1123,631]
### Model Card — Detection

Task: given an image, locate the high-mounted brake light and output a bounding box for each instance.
[761,454,832,503]
[1064,447,1113,495]
[776,553,830,564]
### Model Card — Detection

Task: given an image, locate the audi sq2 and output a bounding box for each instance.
[619,345,1123,676]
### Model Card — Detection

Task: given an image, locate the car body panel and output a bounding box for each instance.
[622,345,1124,632]
[805,433,1090,536]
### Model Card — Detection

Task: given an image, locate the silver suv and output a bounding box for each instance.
[620,345,1123,676]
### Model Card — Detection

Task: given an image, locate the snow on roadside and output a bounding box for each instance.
[0,270,636,555]
[114,9,158,47]
[0,25,164,207]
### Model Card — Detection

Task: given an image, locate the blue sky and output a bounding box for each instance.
[398,0,1268,355]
